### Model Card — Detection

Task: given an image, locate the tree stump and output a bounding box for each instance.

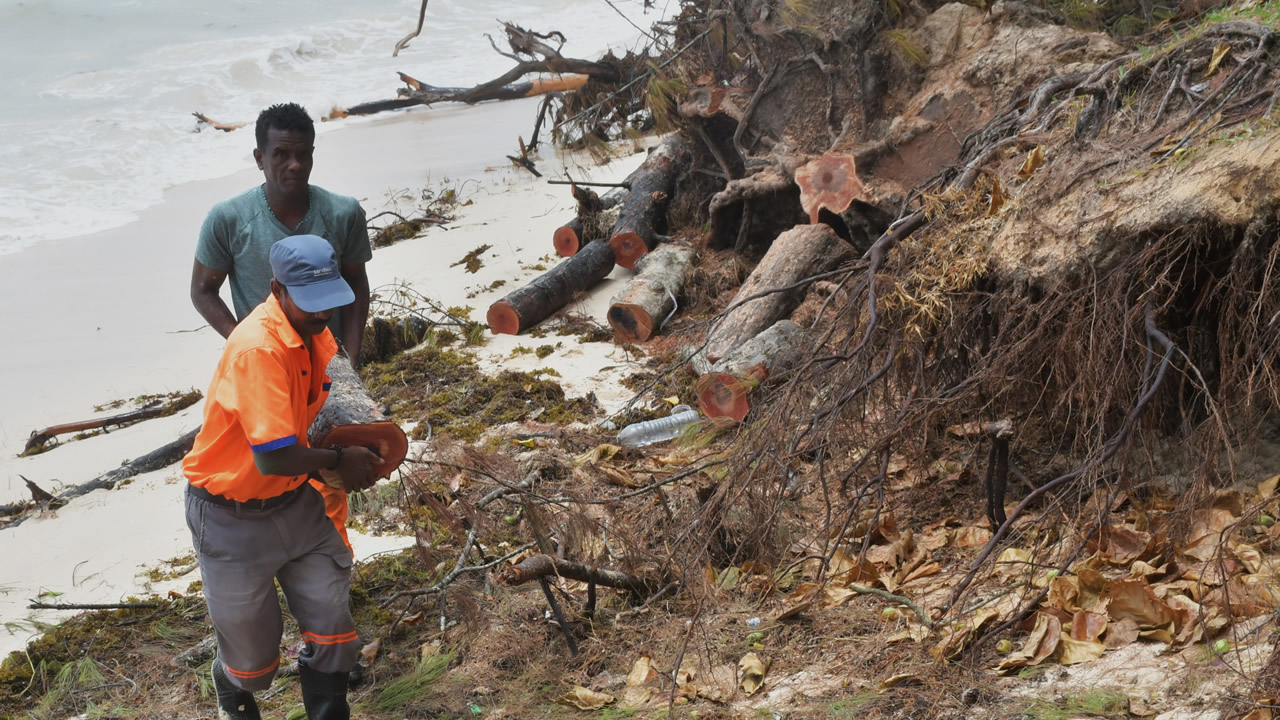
[695,320,805,421]
[608,135,691,269]
[607,242,695,342]
[704,224,851,361]
[309,355,409,486]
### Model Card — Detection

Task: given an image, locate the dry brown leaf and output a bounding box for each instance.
[1205,43,1231,77]
[955,526,993,548]
[599,464,641,488]
[1017,145,1046,179]
[1234,542,1265,574]
[1104,578,1177,628]
[885,620,932,644]
[419,642,441,663]
[1138,625,1174,644]
[1103,618,1140,649]
[1185,507,1240,561]
[997,548,1033,566]
[901,561,942,586]
[558,686,615,710]
[1258,474,1279,498]
[574,443,621,466]
[878,673,924,690]
[932,607,1002,661]
[1101,524,1152,565]
[827,548,880,587]
[1046,575,1080,612]
[1078,567,1108,611]
[621,686,657,708]
[1204,574,1280,617]
[359,638,382,666]
[1129,560,1164,578]
[996,612,1062,673]
[627,656,657,687]
[738,652,769,696]
[1071,611,1107,643]
[1056,634,1106,664]
[918,527,953,551]
[697,664,738,702]
[771,600,813,623]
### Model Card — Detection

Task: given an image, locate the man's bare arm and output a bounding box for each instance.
[190,260,238,339]
[339,262,370,366]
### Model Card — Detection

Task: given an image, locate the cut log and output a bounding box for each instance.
[554,186,626,257]
[607,135,691,269]
[695,320,805,421]
[487,233,617,335]
[704,224,852,361]
[607,242,695,342]
[309,356,409,487]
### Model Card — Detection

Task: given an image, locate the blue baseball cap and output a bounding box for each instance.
[269,235,355,312]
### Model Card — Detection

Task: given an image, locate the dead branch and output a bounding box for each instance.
[498,554,660,597]
[393,0,429,57]
[24,393,200,454]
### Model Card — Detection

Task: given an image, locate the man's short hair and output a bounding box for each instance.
[256,103,315,149]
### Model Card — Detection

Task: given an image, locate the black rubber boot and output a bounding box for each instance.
[211,660,262,720]
[299,663,351,720]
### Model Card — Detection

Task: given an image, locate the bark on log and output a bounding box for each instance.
[554,187,626,257]
[497,554,658,597]
[607,242,695,342]
[309,356,408,487]
[704,224,851,361]
[607,135,691,269]
[2,428,199,530]
[695,320,805,421]
[487,232,617,335]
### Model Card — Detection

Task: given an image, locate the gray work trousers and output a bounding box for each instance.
[185,483,359,691]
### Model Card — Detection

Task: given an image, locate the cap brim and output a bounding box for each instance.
[287,276,355,313]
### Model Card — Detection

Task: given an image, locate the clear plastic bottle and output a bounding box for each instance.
[617,404,700,447]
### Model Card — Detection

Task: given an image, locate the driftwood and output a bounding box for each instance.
[24,393,200,454]
[695,320,805,421]
[29,601,160,610]
[340,73,591,117]
[554,186,626,257]
[487,230,617,335]
[497,554,659,597]
[192,113,247,132]
[308,356,408,486]
[3,428,199,530]
[392,0,429,56]
[704,224,851,361]
[607,135,691,269]
[607,242,695,343]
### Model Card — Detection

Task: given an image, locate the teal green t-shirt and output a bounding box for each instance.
[196,185,371,339]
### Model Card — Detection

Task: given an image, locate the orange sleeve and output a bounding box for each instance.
[216,347,300,453]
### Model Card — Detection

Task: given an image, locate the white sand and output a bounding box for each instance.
[0,98,655,657]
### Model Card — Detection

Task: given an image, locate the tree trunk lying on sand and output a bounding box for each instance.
[487,229,618,335]
[704,224,851,361]
[497,554,659,597]
[607,242,695,342]
[2,428,199,530]
[608,135,691,269]
[554,186,627,257]
[309,356,409,487]
[695,320,805,421]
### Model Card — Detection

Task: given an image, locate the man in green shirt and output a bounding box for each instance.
[190,102,371,365]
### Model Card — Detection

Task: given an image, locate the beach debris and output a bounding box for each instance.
[486,230,619,335]
[554,184,627,257]
[191,112,247,132]
[23,390,202,455]
[392,0,429,56]
[702,224,852,362]
[607,241,695,342]
[607,135,691,269]
[308,356,409,488]
[5,428,200,530]
[497,554,660,598]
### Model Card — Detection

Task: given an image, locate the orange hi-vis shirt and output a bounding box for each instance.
[183,293,338,501]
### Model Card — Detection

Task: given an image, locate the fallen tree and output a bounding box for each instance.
[554,185,626,257]
[694,319,804,421]
[606,135,691,268]
[308,355,409,485]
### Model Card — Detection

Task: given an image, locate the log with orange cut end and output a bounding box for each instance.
[606,135,691,268]
[693,320,804,421]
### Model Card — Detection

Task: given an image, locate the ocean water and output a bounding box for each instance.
[0,0,661,256]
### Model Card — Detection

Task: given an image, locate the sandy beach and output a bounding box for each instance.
[0,98,651,657]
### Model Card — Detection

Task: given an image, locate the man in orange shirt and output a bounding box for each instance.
[184,234,379,720]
